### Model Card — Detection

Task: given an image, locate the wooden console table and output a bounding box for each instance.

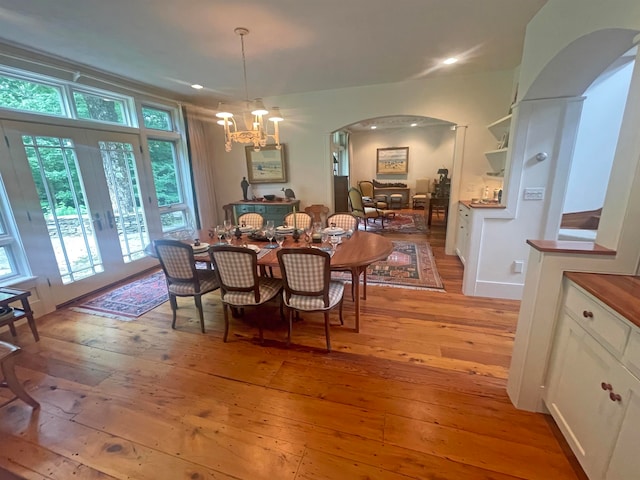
[227,200,300,226]
[0,287,39,342]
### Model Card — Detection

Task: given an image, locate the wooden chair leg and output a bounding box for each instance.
[324,312,331,352]
[194,296,205,333]
[169,294,178,329]
[222,304,230,342]
[0,346,39,409]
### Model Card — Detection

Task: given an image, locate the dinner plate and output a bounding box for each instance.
[323,227,345,235]
[191,242,210,253]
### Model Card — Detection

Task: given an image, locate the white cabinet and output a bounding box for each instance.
[484,114,511,177]
[455,202,470,266]
[544,280,640,479]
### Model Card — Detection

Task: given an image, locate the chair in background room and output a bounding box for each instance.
[237,212,264,230]
[348,188,394,230]
[358,180,388,208]
[209,246,283,343]
[277,248,345,352]
[284,212,312,230]
[304,204,330,226]
[412,178,432,209]
[154,239,220,333]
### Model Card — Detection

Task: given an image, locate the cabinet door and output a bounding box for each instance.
[545,314,625,478]
[605,367,640,479]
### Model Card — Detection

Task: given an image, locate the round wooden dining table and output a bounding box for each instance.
[196,229,393,333]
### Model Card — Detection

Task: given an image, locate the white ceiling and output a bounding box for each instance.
[0,0,547,106]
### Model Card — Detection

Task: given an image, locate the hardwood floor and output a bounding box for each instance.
[0,210,585,480]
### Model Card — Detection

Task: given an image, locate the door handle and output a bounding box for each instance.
[93,212,103,231]
[106,211,114,229]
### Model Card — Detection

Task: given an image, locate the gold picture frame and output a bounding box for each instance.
[376,147,409,174]
[245,144,287,184]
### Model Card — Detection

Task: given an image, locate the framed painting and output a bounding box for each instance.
[245,144,287,183]
[376,147,409,174]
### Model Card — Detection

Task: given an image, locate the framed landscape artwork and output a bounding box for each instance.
[245,144,287,183]
[377,147,409,174]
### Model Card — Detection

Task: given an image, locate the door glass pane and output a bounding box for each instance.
[98,141,149,262]
[23,135,103,284]
[73,91,127,125]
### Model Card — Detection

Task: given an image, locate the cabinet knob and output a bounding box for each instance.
[601,382,612,391]
[583,310,594,318]
[610,392,622,402]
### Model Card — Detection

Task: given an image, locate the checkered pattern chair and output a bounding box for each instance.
[326,213,361,300]
[237,213,264,230]
[154,239,219,333]
[283,212,312,230]
[277,248,345,352]
[209,245,283,343]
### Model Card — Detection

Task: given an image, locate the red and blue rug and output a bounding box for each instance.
[358,213,428,234]
[72,271,169,320]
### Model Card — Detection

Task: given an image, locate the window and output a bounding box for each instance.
[142,106,173,131]
[148,139,190,232]
[72,89,129,125]
[0,177,29,283]
[0,73,65,117]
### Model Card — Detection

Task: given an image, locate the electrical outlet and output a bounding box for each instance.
[523,187,545,200]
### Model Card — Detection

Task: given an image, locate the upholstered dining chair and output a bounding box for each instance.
[283,212,312,230]
[358,180,388,208]
[237,212,264,230]
[277,248,345,352]
[154,239,220,333]
[412,178,432,209]
[326,213,361,300]
[209,245,283,343]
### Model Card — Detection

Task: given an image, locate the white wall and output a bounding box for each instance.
[349,126,455,192]
[206,70,515,224]
[563,60,634,214]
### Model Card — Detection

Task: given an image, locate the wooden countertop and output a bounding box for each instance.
[565,271,640,329]
[460,200,506,209]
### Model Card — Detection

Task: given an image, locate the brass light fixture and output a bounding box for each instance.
[216,28,284,152]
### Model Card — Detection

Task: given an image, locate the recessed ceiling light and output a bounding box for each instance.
[443,57,458,65]
[410,123,418,127]
[191,84,204,90]
[370,125,377,130]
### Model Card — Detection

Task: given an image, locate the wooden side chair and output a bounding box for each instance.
[154,239,220,333]
[0,341,39,409]
[277,248,345,352]
[304,204,330,226]
[283,212,312,230]
[237,212,264,230]
[209,246,283,343]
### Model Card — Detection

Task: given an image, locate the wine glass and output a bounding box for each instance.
[215,225,225,244]
[330,235,340,252]
[275,233,285,248]
[266,225,276,248]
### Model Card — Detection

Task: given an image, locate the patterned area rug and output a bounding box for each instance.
[359,213,428,234]
[336,240,444,291]
[72,271,168,320]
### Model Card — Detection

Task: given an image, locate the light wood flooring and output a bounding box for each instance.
[0,210,586,479]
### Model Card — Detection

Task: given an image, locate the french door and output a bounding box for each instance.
[2,121,158,304]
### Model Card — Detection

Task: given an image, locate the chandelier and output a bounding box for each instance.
[216,27,284,152]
